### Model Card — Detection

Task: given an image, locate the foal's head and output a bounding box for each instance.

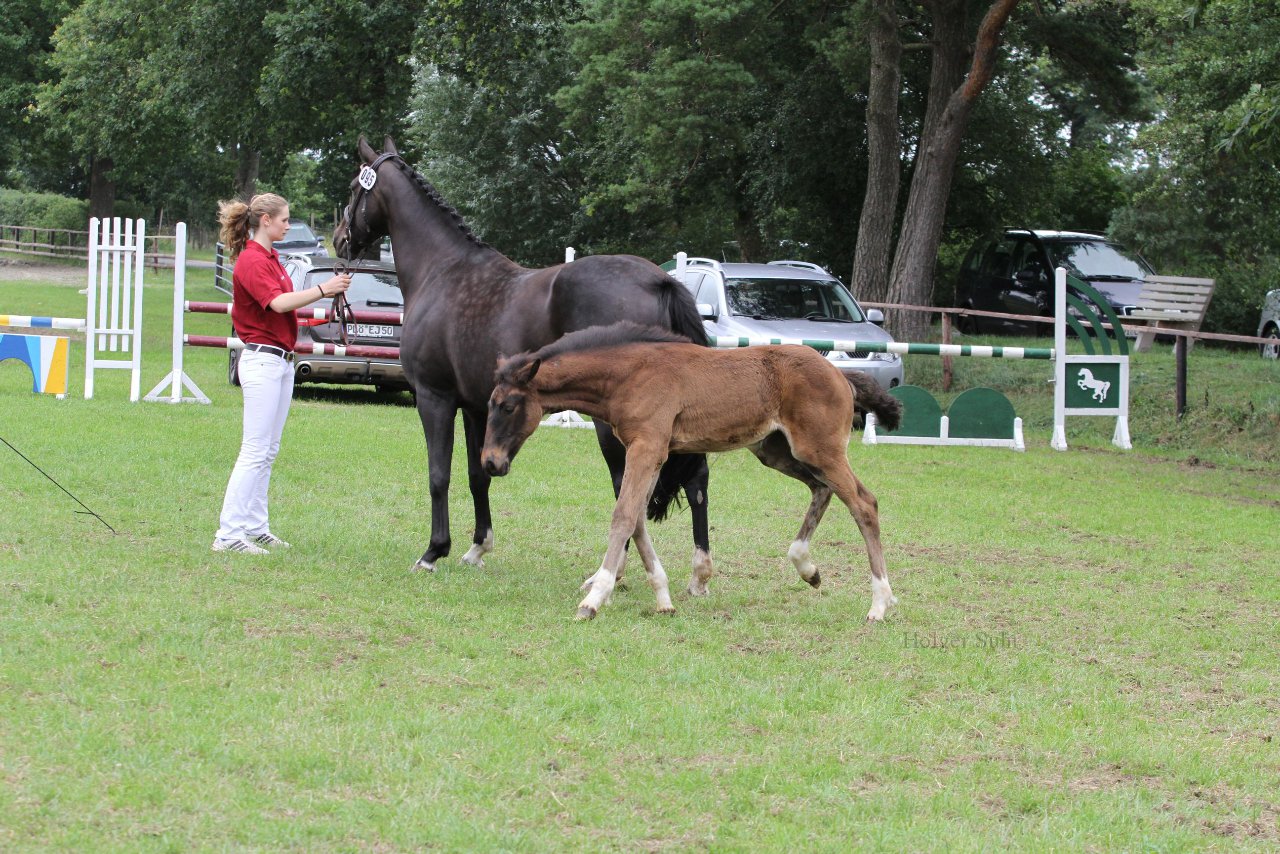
[481,356,544,477]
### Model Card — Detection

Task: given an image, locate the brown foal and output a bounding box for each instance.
[480,322,903,622]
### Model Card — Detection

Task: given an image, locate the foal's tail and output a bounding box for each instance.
[847,372,902,432]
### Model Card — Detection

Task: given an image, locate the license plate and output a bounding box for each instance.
[345,323,395,338]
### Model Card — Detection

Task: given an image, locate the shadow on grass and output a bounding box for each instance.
[292,383,415,407]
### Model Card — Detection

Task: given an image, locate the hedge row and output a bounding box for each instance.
[0,188,150,232]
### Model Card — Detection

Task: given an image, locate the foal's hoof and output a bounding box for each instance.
[806,570,822,589]
[657,606,676,616]
[575,605,598,621]
[411,558,437,573]
[687,581,710,597]
[865,595,897,622]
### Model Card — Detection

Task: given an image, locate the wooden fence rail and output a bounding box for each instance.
[0,223,182,270]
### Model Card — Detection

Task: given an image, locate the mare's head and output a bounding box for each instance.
[481,355,545,477]
[333,135,399,260]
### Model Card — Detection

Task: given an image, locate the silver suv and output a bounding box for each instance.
[665,257,903,389]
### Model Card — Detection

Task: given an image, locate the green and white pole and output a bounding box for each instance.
[706,336,1055,360]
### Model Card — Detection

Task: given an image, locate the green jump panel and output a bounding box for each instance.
[884,385,942,437]
[948,387,1017,440]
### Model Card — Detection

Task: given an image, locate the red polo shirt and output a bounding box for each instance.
[231,241,297,351]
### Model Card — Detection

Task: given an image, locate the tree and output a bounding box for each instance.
[0,0,75,182]
[1111,0,1280,335]
[878,0,1020,342]
[848,0,902,304]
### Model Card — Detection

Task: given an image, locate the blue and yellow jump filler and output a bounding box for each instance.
[0,333,71,396]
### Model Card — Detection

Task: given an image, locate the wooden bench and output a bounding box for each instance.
[1128,275,1216,352]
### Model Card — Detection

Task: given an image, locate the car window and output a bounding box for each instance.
[693,274,721,307]
[304,269,402,304]
[1049,240,1152,279]
[961,241,988,273]
[280,223,318,244]
[981,237,1019,278]
[675,271,703,297]
[724,277,865,323]
[1011,239,1045,278]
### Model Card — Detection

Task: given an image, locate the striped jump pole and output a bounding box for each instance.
[0,314,87,331]
[184,335,402,361]
[707,335,1055,361]
[184,301,405,327]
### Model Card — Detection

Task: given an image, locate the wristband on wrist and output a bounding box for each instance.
[318,284,326,298]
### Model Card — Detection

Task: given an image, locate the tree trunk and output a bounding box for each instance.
[884,0,1021,342]
[88,156,115,221]
[850,0,903,304]
[733,175,766,262]
[234,145,260,200]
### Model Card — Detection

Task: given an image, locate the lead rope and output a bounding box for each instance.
[331,258,359,345]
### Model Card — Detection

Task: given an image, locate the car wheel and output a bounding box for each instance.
[1262,325,1280,360]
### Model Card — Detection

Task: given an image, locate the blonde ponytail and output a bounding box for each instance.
[217,192,289,258]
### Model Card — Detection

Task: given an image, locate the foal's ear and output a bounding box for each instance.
[513,358,541,385]
[383,135,399,155]
[358,134,377,163]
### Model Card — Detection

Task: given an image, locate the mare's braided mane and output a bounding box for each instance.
[386,157,488,249]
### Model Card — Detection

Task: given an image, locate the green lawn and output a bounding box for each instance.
[2,260,1278,850]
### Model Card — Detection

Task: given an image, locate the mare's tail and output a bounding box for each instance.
[647,452,707,522]
[648,271,709,520]
[847,372,902,432]
[657,273,709,346]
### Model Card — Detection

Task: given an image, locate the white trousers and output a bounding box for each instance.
[215,350,294,542]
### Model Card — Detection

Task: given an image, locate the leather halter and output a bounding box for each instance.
[342,152,399,256]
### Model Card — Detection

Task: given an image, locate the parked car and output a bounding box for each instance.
[663,257,904,390]
[1260,289,1280,359]
[229,255,407,392]
[955,228,1155,333]
[272,219,329,258]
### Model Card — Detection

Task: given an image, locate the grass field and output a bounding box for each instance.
[2,258,1279,851]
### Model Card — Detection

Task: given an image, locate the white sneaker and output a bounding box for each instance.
[252,532,291,549]
[211,538,269,555]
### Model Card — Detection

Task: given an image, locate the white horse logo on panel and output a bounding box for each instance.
[1077,368,1110,402]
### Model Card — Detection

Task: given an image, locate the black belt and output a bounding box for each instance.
[243,343,295,362]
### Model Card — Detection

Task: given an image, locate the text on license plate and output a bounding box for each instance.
[345,323,395,338]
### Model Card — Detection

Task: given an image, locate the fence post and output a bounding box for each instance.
[1175,335,1187,420]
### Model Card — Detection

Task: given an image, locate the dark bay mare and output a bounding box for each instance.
[332,136,712,579]
[480,322,903,621]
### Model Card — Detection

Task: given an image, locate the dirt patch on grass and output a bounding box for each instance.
[1188,786,1280,842]
[0,258,86,287]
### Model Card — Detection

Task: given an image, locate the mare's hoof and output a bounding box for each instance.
[806,570,822,589]
[657,606,676,616]
[411,558,437,573]
[687,582,710,597]
[575,605,598,621]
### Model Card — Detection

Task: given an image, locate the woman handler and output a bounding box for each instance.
[211,193,351,554]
